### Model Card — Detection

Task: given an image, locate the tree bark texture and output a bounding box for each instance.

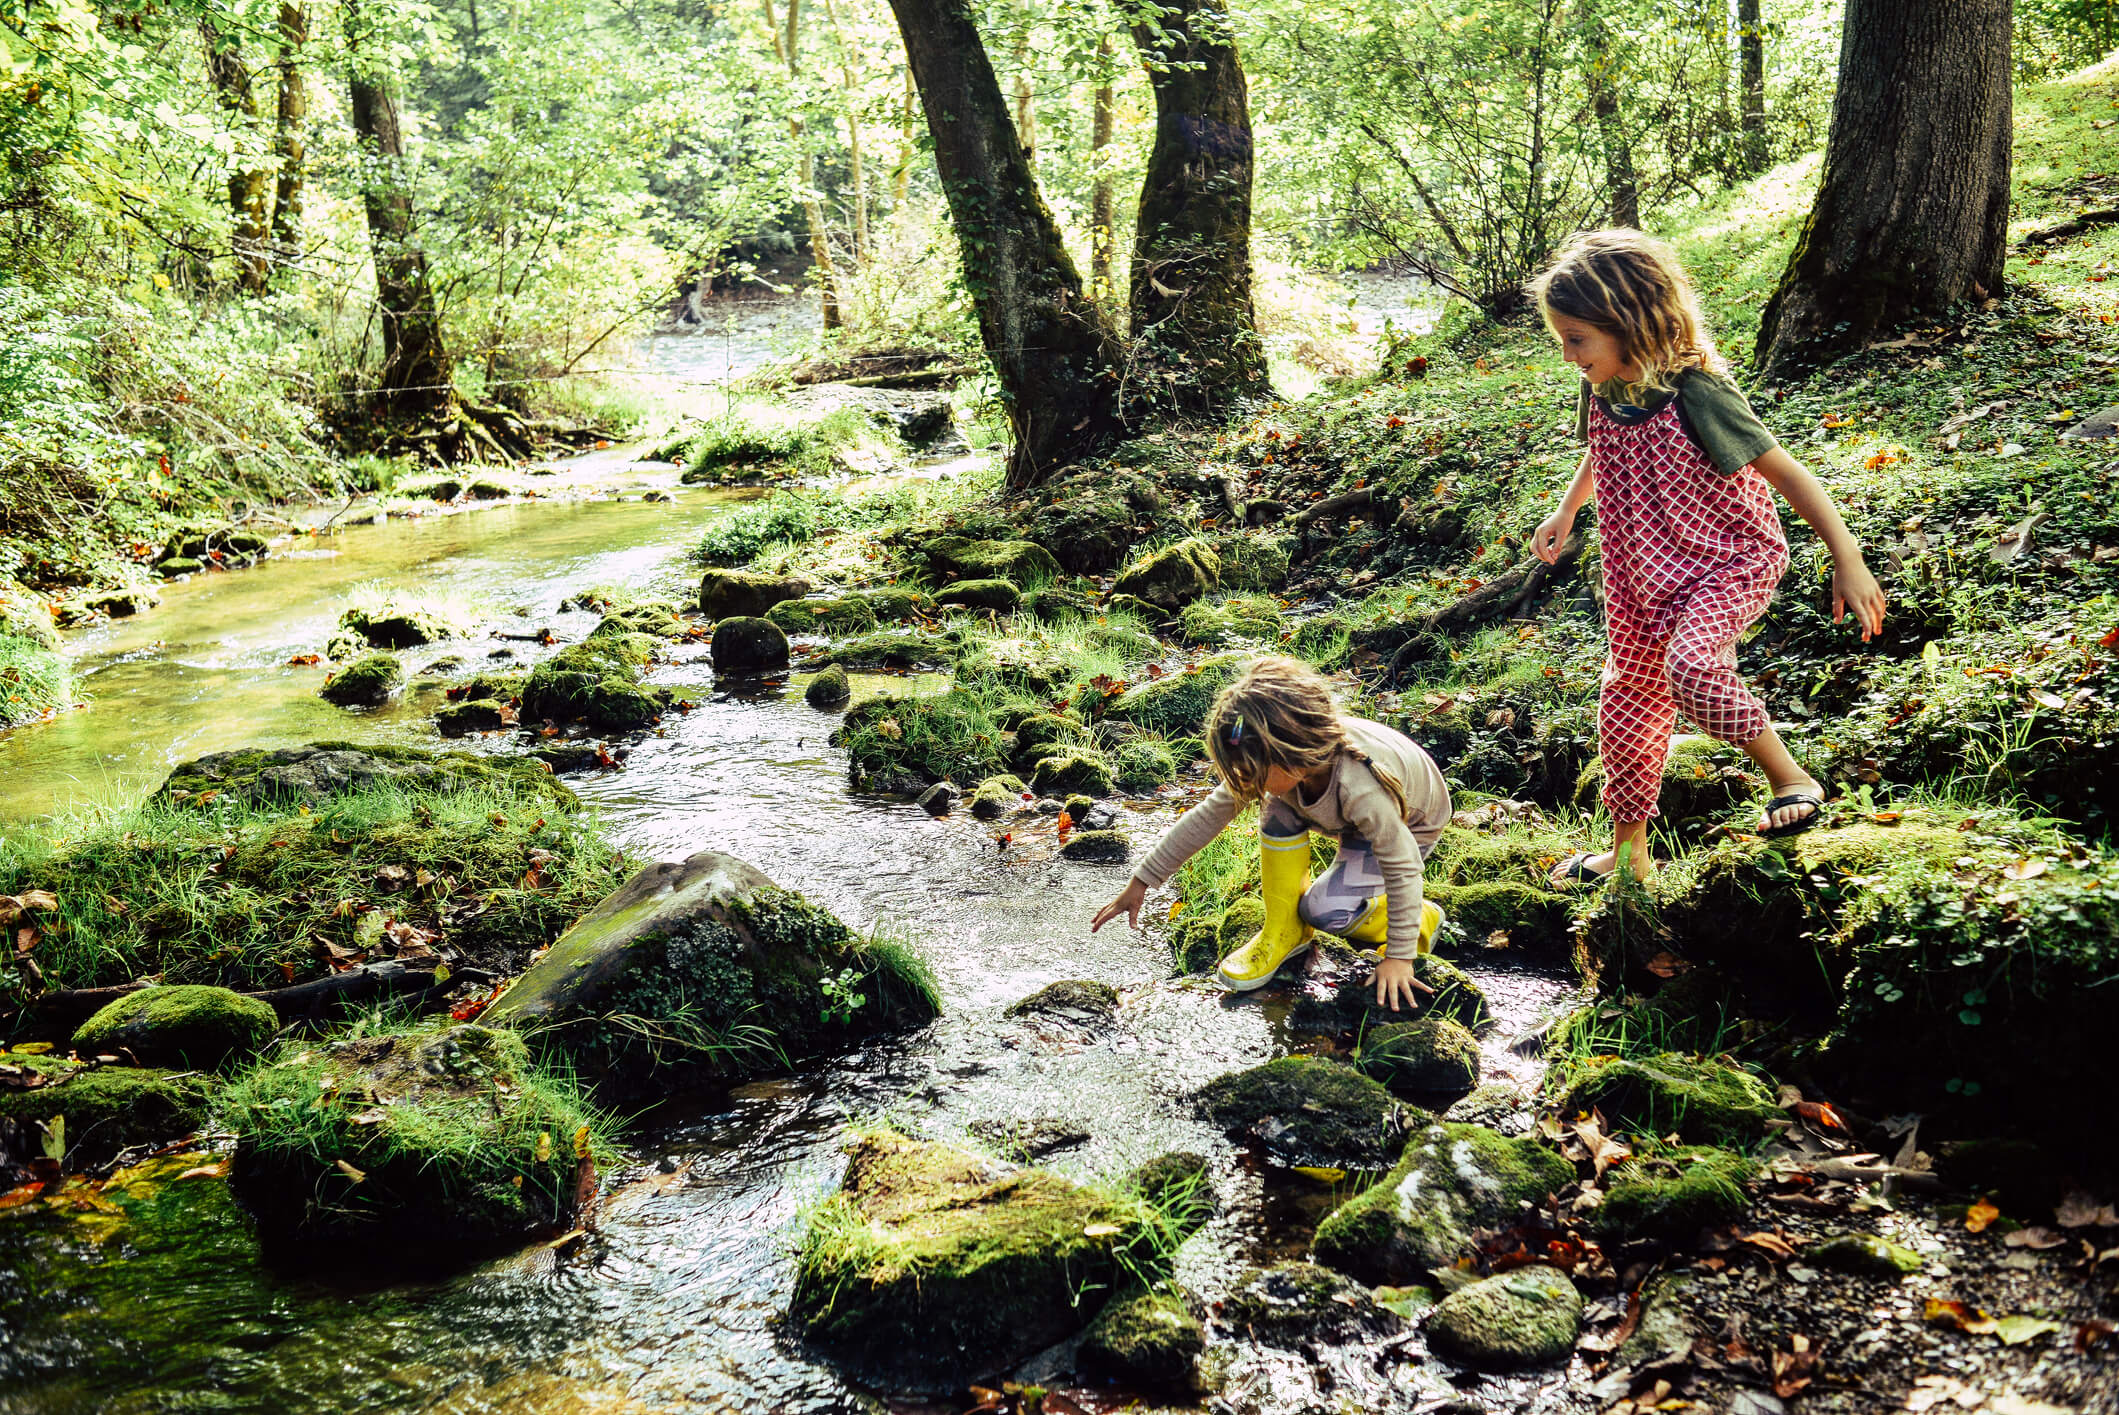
[201,21,272,294]
[1738,0,1767,175]
[348,60,451,417]
[1756,0,2012,371]
[765,0,843,328]
[270,2,308,258]
[1578,2,1639,228]
[1091,33,1117,306]
[884,0,1123,487]
[1127,0,1268,413]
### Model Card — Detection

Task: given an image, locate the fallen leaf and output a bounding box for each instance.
[0,1182,45,1210]
[1793,1100,1849,1131]
[335,1159,367,1184]
[2003,858,2049,881]
[1083,1222,1121,1237]
[1993,1315,2063,1346]
[1644,951,1691,978]
[1966,1197,2002,1232]
[1771,1333,1819,1398]
[1925,1297,1998,1334]
[2004,1226,2066,1249]
[177,1160,230,1181]
[1573,1110,1632,1180]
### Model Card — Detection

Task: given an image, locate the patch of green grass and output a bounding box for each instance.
[670,396,892,482]
[0,631,73,726]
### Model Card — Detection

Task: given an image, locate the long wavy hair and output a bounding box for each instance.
[1528,228,1726,394]
[1202,656,1409,819]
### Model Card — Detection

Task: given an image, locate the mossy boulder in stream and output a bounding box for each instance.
[766,595,879,636]
[1178,594,1284,647]
[922,536,1061,586]
[1218,1261,1403,1346]
[224,1023,600,1256]
[934,578,1021,613]
[1029,748,1114,798]
[699,568,811,619]
[709,616,790,672]
[1423,879,1574,952]
[157,741,574,809]
[318,652,403,707]
[788,1129,1167,1387]
[73,985,278,1070]
[1077,1283,1205,1395]
[591,600,687,639]
[1424,1265,1583,1370]
[1285,942,1491,1042]
[1597,1146,1755,1242]
[804,663,851,707]
[0,1057,214,1169]
[482,850,938,1101]
[1547,1053,1779,1145]
[1112,538,1220,611]
[1311,1122,1573,1284]
[1355,1017,1481,1098]
[521,633,673,730]
[1194,1057,1415,1169]
[968,773,1028,819]
[338,598,465,649]
[1102,654,1244,733]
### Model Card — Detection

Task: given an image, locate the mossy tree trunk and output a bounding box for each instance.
[346,6,451,420]
[885,0,1124,488]
[764,0,843,330]
[269,2,307,263]
[201,20,273,295]
[1128,0,1267,414]
[1756,0,2012,371]
[1737,0,1767,175]
[1090,33,1118,307]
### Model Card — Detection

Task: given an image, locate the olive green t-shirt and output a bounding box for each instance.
[1574,367,1779,475]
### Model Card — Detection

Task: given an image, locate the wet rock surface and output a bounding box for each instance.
[709,615,791,672]
[1216,1261,1404,1347]
[156,741,573,808]
[1424,1264,1582,1369]
[1194,1056,1415,1170]
[72,985,278,1071]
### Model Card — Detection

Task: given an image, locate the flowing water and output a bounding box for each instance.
[0,313,1581,1415]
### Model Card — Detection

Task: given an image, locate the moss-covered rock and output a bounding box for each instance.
[1112,739,1179,793]
[699,568,811,619]
[1005,978,1119,1023]
[1212,533,1293,592]
[1217,1261,1403,1346]
[805,662,851,707]
[590,600,687,640]
[968,773,1029,820]
[1424,1265,1582,1370]
[521,634,674,730]
[1020,586,1097,622]
[1355,1017,1481,1097]
[339,600,460,649]
[1286,942,1492,1041]
[1424,880,1574,952]
[1078,1283,1204,1396]
[1026,480,1140,573]
[1548,1053,1779,1145]
[0,1060,213,1169]
[1113,538,1221,611]
[934,578,1022,613]
[1215,897,1266,956]
[483,849,938,1100]
[73,985,278,1070]
[318,652,403,707]
[0,579,62,650]
[1615,1271,1698,1367]
[923,536,1061,587]
[857,586,934,622]
[1103,654,1245,733]
[1030,749,1114,798]
[1597,1146,1754,1241]
[1178,594,1285,647]
[710,615,791,672]
[434,699,506,736]
[822,629,948,670]
[224,1023,597,1255]
[1011,712,1088,770]
[766,596,880,636]
[788,1130,1167,1386]
[1311,1122,1573,1283]
[1194,1057,1415,1169]
[1808,1231,1923,1277]
[1059,830,1131,862]
[157,741,574,809]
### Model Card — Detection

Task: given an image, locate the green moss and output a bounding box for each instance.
[856,586,933,622]
[805,663,852,707]
[1809,1232,1923,1277]
[1216,896,1265,955]
[922,536,1061,587]
[1356,1017,1481,1097]
[1112,538,1221,611]
[821,630,950,670]
[1030,749,1114,798]
[1425,1265,1583,1369]
[223,1023,608,1251]
[319,652,403,707]
[1424,880,1573,951]
[969,773,1029,819]
[521,633,671,730]
[1547,1053,1780,1145]
[1573,737,1760,834]
[1218,1262,1402,1346]
[699,568,812,619]
[0,1063,214,1168]
[1077,1283,1203,1394]
[1178,594,1285,647]
[836,690,1011,792]
[338,589,477,648]
[1286,943,1492,1038]
[155,740,573,809]
[1006,978,1119,1020]
[765,595,880,636]
[1194,1056,1415,1169]
[1597,1146,1755,1242]
[73,985,278,1070]
[590,600,687,639]
[789,1131,1168,1385]
[934,577,1022,613]
[1058,829,1130,861]
[1211,534,1292,592]
[1112,739,1179,793]
[1103,654,1245,734]
[1011,712,1088,768]
[1311,1122,1574,1284]
[709,615,791,671]
[434,700,506,736]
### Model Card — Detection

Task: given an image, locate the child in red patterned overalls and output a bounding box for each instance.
[1526,230,1888,883]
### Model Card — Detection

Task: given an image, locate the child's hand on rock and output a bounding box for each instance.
[1374,957,1434,1013]
[1091,879,1148,932]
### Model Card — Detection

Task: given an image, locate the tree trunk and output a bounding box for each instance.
[347,32,451,418]
[1091,33,1117,306]
[201,21,272,294]
[1127,0,1268,413]
[884,0,1124,486]
[1756,0,2012,371]
[270,2,308,260]
[822,0,870,265]
[894,64,915,207]
[1012,36,1037,170]
[1579,1,1639,227]
[1738,0,1767,175]
[765,0,842,328]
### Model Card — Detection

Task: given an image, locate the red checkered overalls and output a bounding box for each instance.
[1588,393,1788,822]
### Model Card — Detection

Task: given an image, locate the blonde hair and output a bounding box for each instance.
[1203,656,1409,820]
[1528,228,1725,393]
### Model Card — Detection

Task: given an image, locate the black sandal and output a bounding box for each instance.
[1757,789,1826,838]
[1549,852,1612,887]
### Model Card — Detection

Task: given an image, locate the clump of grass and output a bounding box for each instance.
[0,632,72,726]
[672,396,892,482]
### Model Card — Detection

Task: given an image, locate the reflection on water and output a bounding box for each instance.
[0,486,1578,1415]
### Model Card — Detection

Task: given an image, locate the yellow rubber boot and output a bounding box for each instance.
[1348,897,1446,955]
[1216,832,1314,991]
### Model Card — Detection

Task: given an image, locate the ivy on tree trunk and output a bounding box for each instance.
[885,0,1123,488]
[1128,0,1268,414]
[1757,0,2012,371]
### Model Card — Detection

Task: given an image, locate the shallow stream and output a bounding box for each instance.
[1,349,1579,1415]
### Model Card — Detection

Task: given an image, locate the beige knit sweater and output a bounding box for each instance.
[1132,717,1453,958]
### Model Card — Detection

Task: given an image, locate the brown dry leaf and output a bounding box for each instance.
[1740,1230,1799,1260]
[1924,1298,1999,1335]
[1771,1333,1819,1398]
[1573,1111,1632,1180]
[1485,929,1512,949]
[1644,951,1691,978]
[177,1159,230,1181]
[1965,1198,2002,1232]
[2054,1190,2119,1228]
[2003,1226,2066,1250]
[334,1159,367,1184]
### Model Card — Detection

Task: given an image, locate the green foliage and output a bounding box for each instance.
[0,631,72,725]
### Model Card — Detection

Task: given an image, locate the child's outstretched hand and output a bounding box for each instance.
[1531,508,1575,564]
[1092,879,1149,932]
[1374,957,1435,1013]
[1833,558,1888,642]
